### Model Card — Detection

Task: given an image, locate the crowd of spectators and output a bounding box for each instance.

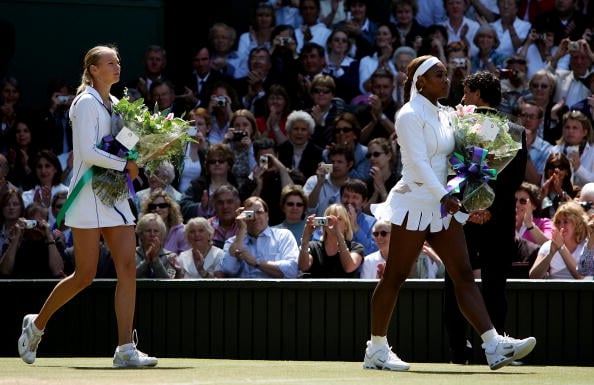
[2,0,594,279]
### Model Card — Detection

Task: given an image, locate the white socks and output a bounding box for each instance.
[118,343,135,352]
[481,328,498,344]
[371,335,388,346]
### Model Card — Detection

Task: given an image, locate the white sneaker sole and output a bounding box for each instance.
[489,337,536,370]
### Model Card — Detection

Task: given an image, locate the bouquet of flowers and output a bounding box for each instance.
[92,90,193,206]
[446,104,522,212]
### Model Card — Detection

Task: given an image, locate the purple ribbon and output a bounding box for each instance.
[442,146,497,217]
[99,135,137,198]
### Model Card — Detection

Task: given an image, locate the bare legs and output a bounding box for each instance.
[370,220,494,337]
[102,226,137,346]
[33,225,137,346]
[34,228,101,330]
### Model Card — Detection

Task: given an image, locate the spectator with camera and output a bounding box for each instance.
[499,55,531,119]
[221,196,299,278]
[340,178,377,255]
[298,203,364,278]
[0,202,64,278]
[207,81,242,145]
[223,109,259,192]
[208,184,242,249]
[519,28,569,81]
[178,45,230,111]
[545,38,593,108]
[241,138,295,226]
[442,41,470,107]
[304,144,354,217]
[36,79,75,158]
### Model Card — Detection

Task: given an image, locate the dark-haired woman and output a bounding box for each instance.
[363,55,535,372]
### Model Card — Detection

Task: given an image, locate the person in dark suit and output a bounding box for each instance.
[443,71,528,364]
[178,45,229,111]
[276,110,323,186]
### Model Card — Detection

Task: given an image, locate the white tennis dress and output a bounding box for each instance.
[65,86,135,228]
[371,94,468,232]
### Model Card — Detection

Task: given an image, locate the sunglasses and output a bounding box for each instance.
[507,59,526,65]
[285,201,304,207]
[312,88,332,95]
[531,83,549,89]
[365,151,385,159]
[207,159,226,165]
[334,126,353,134]
[372,230,389,237]
[515,198,528,205]
[148,202,170,210]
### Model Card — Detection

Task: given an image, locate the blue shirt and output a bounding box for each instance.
[221,227,299,278]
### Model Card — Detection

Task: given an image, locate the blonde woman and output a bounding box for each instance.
[529,201,589,279]
[299,203,364,278]
[177,217,224,278]
[141,188,188,255]
[17,45,157,367]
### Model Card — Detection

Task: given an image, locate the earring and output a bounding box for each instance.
[418,87,424,93]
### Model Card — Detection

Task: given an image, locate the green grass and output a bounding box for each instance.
[1,358,593,385]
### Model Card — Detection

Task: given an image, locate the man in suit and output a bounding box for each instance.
[178,45,229,111]
[443,71,528,364]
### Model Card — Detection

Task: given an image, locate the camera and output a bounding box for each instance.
[24,219,38,229]
[243,210,255,220]
[568,41,580,52]
[453,58,466,68]
[57,95,69,104]
[499,69,517,79]
[215,96,227,107]
[259,155,269,169]
[321,163,333,174]
[313,217,328,227]
[232,130,247,141]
